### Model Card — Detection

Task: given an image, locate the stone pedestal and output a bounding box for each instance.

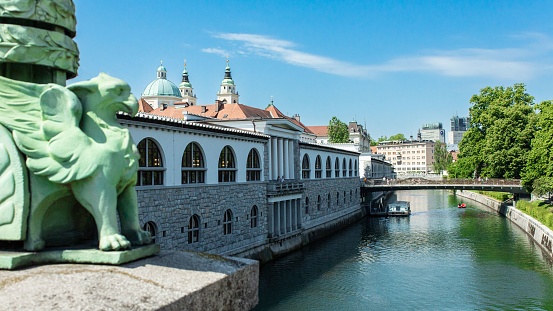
[0,251,259,310]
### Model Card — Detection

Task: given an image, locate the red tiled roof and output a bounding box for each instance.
[306,126,328,136]
[138,98,154,113]
[370,146,378,153]
[138,99,315,134]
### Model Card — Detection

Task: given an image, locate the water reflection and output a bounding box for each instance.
[255,190,553,310]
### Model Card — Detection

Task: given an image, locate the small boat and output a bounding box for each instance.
[458,203,466,208]
[387,201,411,216]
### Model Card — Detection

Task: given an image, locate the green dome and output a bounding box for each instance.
[179,81,192,88]
[221,78,234,86]
[143,78,181,97]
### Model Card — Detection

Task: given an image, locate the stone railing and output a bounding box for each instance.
[267,180,305,194]
[361,177,523,187]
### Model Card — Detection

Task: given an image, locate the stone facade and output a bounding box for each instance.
[137,183,267,254]
[121,114,363,260]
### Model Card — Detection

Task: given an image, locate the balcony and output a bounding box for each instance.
[267,180,305,195]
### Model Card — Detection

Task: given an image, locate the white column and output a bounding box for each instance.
[283,139,289,179]
[268,203,274,237]
[286,200,291,232]
[291,200,296,231]
[274,202,280,237]
[280,201,286,235]
[271,138,278,180]
[278,138,284,179]
[288,140,294,179]
[296,199,301,229]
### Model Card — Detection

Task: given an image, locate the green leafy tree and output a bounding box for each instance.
[522,100,553,192]
[455,83,535,179]
[328,116,349,143]
[389,133,406,141]
[371,134,405,145]
[433,141,452,174]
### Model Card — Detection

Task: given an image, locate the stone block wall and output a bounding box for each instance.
[302,177,361,224]
[137,182,267,254]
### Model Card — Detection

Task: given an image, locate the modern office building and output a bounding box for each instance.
[448,115,470,146]
[419,123,445,143]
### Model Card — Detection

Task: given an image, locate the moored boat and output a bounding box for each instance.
[387,201,411,216]
[458,203,466,208]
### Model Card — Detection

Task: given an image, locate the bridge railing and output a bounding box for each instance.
[362,178,522,187]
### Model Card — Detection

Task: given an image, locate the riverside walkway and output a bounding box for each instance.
[361,178,528,194]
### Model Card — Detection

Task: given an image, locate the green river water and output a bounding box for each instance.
[255,190,553,310]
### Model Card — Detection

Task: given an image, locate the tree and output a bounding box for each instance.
[371,134,406,146]
[433,141,452,174]
[328,117,349,143]
[455,83,535,179]
[389,133,406,141]
[522,100,553,192]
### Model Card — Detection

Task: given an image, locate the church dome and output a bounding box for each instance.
[142,61,182,97]
[142,79,182,97]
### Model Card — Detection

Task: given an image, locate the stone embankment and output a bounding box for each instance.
[456,190,553,259]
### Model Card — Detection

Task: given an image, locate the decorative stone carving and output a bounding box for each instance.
[0,124,29,239]
[0,73,153,252]
[0,24,79,77]
[0,0,76,34]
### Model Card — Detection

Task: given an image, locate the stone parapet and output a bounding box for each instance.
[0,251,259,310]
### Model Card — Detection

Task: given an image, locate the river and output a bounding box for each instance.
[254,190,553,310]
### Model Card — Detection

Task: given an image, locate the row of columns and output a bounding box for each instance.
[270,137,295,180]
[268,199,301,238]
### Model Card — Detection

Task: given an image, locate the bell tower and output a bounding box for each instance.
[178,60,197,106]
[216,59,239,104]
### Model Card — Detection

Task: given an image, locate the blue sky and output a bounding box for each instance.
[72,1,553,139]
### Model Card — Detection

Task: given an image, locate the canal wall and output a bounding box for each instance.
[456,190,553,258]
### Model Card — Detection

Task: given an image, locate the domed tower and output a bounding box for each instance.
[178,61,197,106]
[142,61,182,109]
[216,59,239,104]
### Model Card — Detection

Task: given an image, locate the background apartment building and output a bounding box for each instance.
[376,140,436,175]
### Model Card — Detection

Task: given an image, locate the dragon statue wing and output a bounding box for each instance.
[0,75,97,184]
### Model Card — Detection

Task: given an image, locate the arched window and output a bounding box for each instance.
[342,158,347,177]
[354,160,358,176]
[302,154,310,179]
[182,142,205,184]
[350,190,353,203]
[317,195,321,211]
[246,149,261,181]
[336,192,340,206]
[219,146,236,182]
[349,159,353,177]
[326,156,332,178]
[250,206,258,228]
[327,193,331,209]
[305,197,310,214]
[143,221,157,244]
[188,214,200,244]
[223,209,233,235]
[335,157,340,177]
[315,155,322,178]
[137,138,164,186]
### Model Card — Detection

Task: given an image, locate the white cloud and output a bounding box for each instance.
[204,32,551,80]
[201,47,228,58]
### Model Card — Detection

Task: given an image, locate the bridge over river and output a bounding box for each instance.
[361,178,528,195]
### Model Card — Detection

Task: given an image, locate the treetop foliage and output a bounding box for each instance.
[328,116,350,143]
[450,83,553,195]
